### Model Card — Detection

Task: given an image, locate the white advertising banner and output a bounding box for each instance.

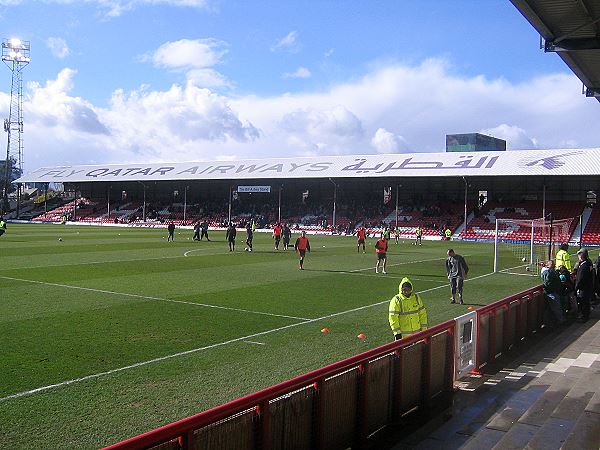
[15,148,600,183]
[237,185,271,193]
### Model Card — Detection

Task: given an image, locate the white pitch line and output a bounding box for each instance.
[0,275,310,321]
[183,248,205,257]
[0,269,497,403]
[243,341,266,346]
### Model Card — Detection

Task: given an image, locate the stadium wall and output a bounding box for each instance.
[104,286,544,450]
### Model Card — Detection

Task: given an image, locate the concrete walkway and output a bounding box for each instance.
[391,308,600,450]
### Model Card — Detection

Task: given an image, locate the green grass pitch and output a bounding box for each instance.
[0,223,539,449]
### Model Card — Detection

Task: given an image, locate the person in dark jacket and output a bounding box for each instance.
[541,260,565,325]
[575,248,593,322]
[200,221,210,241]
[557,265,575,315]
[446,249,469,304]
[193,222,201,241]
[226,222,236,252]
[167,222,175,242]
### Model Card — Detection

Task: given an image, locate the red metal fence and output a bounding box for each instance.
[105,285,543,450]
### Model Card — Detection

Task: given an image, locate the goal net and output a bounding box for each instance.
[493,217,578,276]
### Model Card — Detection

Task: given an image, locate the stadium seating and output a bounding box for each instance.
[460,201,584,241]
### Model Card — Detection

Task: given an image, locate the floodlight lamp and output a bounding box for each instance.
[9,38,21,48]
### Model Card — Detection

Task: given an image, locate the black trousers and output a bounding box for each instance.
[577,293,592,321]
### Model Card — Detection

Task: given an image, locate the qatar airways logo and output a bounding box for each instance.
[518,151,583,170]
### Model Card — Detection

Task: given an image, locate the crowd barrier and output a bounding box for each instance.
[104,286,543,450]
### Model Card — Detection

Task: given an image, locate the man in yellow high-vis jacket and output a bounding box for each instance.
[388,277,428,340]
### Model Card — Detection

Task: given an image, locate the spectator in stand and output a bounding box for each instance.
[575,248,593,322]
[294,231,311,270]
[167,222,175,242]
[541,260,566,326]
[226,222,237,252]
[356,226,367,253]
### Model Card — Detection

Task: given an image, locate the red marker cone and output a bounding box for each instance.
[468,306,475,311]
[357,333,366,339]
[321,328,330,333]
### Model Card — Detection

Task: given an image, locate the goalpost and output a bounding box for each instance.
[493,217,578,276]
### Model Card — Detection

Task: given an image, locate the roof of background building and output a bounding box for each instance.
[14,148,600,183]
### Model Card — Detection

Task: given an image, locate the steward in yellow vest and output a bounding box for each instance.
[388,278,428,340]
[555,243,572,272]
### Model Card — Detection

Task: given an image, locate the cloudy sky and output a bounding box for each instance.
[0,0,598,173]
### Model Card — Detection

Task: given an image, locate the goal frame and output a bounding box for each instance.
[493,216,578,273]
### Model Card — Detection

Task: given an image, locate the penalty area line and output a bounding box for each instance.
[0,269,497,403]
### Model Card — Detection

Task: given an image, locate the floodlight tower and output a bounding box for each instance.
[1,38,30,215]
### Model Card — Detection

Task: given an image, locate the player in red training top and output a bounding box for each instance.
[273,223,282,250]
[294,231,311,270]
[356,226,367,253]
[375,234,388,274]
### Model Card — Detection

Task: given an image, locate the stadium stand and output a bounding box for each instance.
[461,201,584,241]
[581,206,600,245]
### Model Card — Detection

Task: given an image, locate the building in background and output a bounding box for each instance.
[446,133,506,152]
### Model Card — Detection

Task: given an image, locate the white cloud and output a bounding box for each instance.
[8,59,600,170]
[148,38,227,70]
[324,48,335,58]
[480,124,537,150]
[283,67,311,79]
[279,106,364,142]
[371,128,409,153]
[46,37,70,59]
[270,31,300,53]
[186,69,231,88]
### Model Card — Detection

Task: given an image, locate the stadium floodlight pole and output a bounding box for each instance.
[494,218,499,272]
[278,185,282,224]
[462,176,468,234]
[395,184,399,229]
[136,181,146,222]
[328,178,337,229]
[73,189,78,221]
[542,184,546,220]
[183,185,188,225]
[2,38,30,216]
[228,185,232,224]
[43,182,48,214]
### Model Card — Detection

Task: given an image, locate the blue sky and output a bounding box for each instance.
[0,0,597,171]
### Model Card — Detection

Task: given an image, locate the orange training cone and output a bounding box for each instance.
[321,328,330,333]
[468,306,475,311]
[357,333,366,339]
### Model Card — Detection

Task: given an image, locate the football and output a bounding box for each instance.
[525,266,531,271]
[521,257,527,262]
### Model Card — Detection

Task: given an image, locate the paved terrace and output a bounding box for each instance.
[390,309,600,450]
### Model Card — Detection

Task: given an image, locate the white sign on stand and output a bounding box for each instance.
[455,311,478,380]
